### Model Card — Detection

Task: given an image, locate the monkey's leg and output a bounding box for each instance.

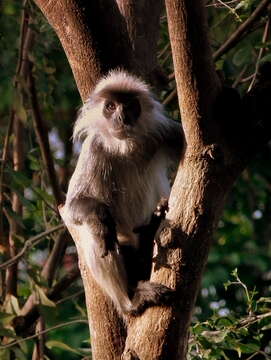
[79,222,133,314]
[128,198,173,315]
[134,197,169,281]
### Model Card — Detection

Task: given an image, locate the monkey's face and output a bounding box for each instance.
[100,90,141,140]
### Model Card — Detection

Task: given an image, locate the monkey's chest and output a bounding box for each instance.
[111,166,168,230]
[92,154,170,229]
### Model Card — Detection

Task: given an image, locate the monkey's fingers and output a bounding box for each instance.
[154,197,169,217]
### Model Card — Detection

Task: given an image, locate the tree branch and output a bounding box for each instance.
[33,0,135,101]
[213,0,270,60]
[16,266,80,335]
[1,319,88,350]
[116,0,165,86]
[28,67,64,206]
[6,2,34,297]
[0,224,64,270]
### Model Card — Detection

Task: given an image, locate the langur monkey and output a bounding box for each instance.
[65,70,183,316]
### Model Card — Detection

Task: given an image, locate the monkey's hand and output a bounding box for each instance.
[154,197,168,217]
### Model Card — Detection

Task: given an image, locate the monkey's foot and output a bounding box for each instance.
[128,281,174,316]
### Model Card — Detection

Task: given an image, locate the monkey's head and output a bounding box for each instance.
[99,88,141,140]
[73,70,167,145]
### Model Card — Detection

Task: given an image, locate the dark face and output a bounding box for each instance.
[100,90,141,139]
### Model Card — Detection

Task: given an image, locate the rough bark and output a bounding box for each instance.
[122,2,271,359]
[116,0,166,86]
[34,0,134,101]
[122,1,237,359]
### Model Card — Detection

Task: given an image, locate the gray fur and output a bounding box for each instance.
[65,70,183,316]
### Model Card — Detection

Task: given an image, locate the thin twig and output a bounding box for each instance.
[213,0,270,60]
[206,0,240,7]
[6,0,33,296]
[32,317,45,360]
[246,350,271,360]
[163,88,177,105]
[216,0,242,22]
[158,43,170,59]
[248,17,270,91]
[28,68,64,207]
[239,311,271,328]
[232,65,248,88]
[56,289,84,305]
[0,319,88,350]
[0,111,15,236]
[0,224,65,270]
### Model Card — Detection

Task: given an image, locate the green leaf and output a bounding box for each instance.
[4,206,25,229]
[35,286,56,308]
[33,187,54,203]
[260,54,271,63]
[232,46,252,66]
[0,348,11,360]
[46,340,82,355]
[224,280,231,290]
[237,343,260,354]
[13,348,27,360]
[0,312,14,326]
[45,67,56,74]
[258,297,271,303]
[8,169,32,188]
[202,330,228,343]
[0,327,17,338]
[13,91,28,124]
[262,323,271,330]
[4,295,21,315]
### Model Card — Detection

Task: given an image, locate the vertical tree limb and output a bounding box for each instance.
[5,2,34,297]
[116,0,165,86]
[33,0,135,101]
[122,1,224,359]
[28,67,64,206]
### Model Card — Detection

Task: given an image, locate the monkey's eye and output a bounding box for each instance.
[105,101,116,112]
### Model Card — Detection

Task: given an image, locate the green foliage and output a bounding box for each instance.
[189,271,271,359]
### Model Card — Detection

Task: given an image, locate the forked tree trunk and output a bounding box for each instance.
[34,0,271,359]
[34,0,165,358]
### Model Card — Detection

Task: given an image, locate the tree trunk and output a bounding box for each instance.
[33,0,271,359]
[122,0,239,358]
[116,0,165,86]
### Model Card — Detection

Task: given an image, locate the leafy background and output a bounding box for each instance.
[0,0,270,359]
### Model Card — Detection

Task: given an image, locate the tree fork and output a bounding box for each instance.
[122,0,227,358]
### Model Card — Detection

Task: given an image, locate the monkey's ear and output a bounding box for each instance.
[73,95,100,141]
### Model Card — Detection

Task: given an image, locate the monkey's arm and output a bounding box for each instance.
[68,197,117,257]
